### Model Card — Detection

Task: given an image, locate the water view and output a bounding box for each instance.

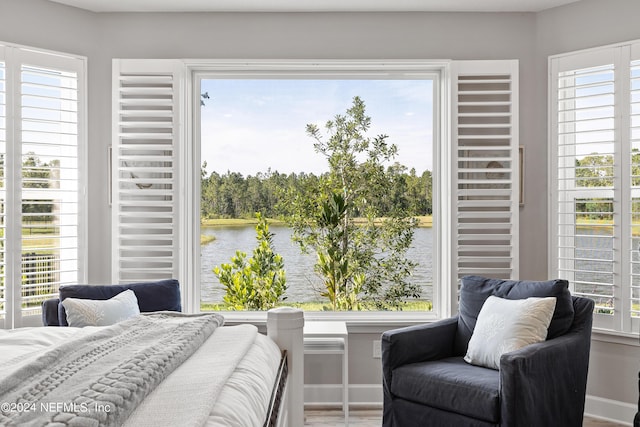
[199,78,434,310]
[200,225,433,304]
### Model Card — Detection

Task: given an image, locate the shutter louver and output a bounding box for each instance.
[112,61,181,283]
[453,61,519,280]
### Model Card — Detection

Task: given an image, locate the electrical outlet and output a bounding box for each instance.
[373,340,382,358]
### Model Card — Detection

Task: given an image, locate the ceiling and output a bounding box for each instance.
[47,0,583,13]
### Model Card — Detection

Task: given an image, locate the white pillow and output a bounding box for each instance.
[62,289,140,327]
[463,295,557,370]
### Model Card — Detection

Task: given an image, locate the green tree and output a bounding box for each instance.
[22,154,54,223]
[281,96,420,310]
[213,212,287,310]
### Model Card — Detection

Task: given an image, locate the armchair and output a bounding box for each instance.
[42,279,182,326]
[382,276,594,427]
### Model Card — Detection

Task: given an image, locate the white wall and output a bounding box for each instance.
[0,0,637,422]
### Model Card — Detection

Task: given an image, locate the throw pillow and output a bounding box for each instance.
[463,295,557,370]
[62,289,140,327]
[454,276,574,355]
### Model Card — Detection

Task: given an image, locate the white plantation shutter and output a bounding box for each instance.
[630,48,640,321]
[452,60,519,281]
[550,41,640,333]
[112,60,183,284]
[19,52,84,320]
[0,48,6,323]
[0,44,86,328]
[551,49,616,329]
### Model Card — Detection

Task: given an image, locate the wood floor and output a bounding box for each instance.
[304,409,629,427]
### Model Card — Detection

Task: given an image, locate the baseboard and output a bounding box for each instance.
[304,384,382,409]
[585,395,635,426]
[304,385,637,425]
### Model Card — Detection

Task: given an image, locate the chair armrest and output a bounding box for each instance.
[499,323,592,426]
[381,316,458,392]
[42,298,61,326]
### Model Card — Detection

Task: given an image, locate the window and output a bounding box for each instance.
[198,77,434,312]
[550,40,640,333]
[112,59,519,320]
[0,43,86,328]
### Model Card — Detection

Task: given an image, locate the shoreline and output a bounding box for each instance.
[201,215,434,228]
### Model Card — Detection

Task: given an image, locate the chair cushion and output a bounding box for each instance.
[57,279,181,326]
[391,356,500,423]
[454,276,574,355]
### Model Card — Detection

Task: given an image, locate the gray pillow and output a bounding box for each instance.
[454,276,575,355]
[61,289,140,327]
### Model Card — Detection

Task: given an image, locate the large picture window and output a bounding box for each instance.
[198,77,435,312]
[550,40,640,333]
[112,59,520,320]
[0,43,86,328]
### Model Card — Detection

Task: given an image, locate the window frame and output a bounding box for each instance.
[183,60,452,323]
[0,42,88,329]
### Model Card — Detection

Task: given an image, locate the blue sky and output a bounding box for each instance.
[200,79,433,176]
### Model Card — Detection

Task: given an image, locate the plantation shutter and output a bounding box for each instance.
[0,44,86,328]
[18,50,85,327]
[550,49,617,330]
[630,44,640,326]
[550,42,640,333]
[112,60,183,284]
[452,60,519,281]
[0,47,6,325]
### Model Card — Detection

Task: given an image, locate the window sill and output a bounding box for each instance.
[591,328,639,346]
[216,310,438,334]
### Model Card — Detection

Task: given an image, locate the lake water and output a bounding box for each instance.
[200,225,433,303]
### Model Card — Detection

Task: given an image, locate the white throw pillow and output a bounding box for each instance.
[62,289,140,327]
[463,295,557,370]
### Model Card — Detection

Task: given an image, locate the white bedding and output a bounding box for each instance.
[0,322,283,427]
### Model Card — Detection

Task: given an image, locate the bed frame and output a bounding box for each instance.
[266,307,304,427]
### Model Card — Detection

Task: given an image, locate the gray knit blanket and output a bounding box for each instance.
[0,312,224,427]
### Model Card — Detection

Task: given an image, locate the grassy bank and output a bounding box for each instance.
[201,217,286,227]
[200,299,433,312]
[202,215,433,228]
[200,234,216,245]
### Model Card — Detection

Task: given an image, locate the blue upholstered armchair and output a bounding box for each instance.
[382,276,594,427]
[41,279,182,326]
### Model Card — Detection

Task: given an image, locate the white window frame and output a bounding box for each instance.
[112,58,520,326]
[0,42,87,329]
[184,60,451,323]
[549,39,640,335]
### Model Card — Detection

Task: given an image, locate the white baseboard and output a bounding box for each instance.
[304,385,637,425]
[585,395,635,426]
[304,384,382,409]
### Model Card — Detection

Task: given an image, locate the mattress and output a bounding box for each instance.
[0,321,283,426]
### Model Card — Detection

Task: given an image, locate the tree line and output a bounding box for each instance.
[209,96,430,310]
[201,164,433,220]
[574,151,640,219]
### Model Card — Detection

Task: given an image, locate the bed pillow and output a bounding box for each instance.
[463,295,557,370]
[62,289,140,327]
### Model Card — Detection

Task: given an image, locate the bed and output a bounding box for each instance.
[0,307,304,427]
